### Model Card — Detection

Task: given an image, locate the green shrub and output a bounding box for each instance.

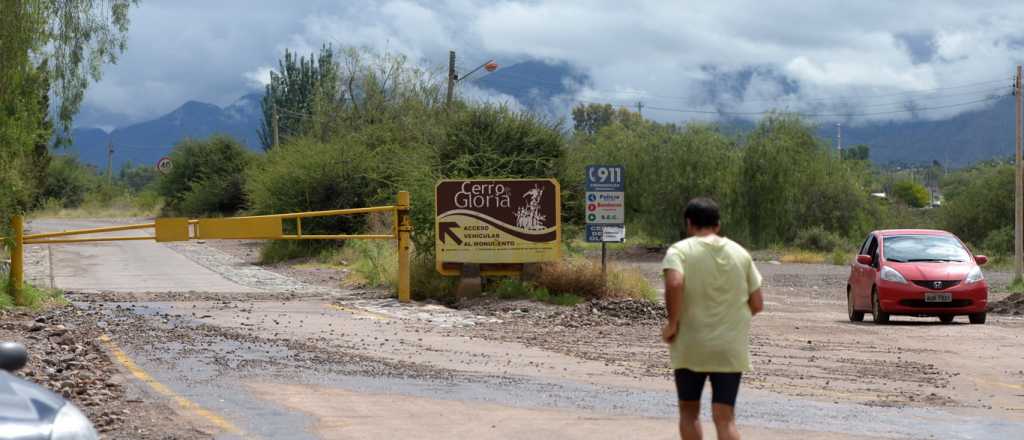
[982,225,1014,256]
[41,156,95,208]
[489,278,582,306]
[794,226,846,252]
[410,256,458,304]
[247,137,385,238]
[941,161,1013,246]
[340,240,397,288]
[891,180,931,208]
[158,135,252,216]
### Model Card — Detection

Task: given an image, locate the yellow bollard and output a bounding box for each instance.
[10,215,25,306]
[397,191,411,303]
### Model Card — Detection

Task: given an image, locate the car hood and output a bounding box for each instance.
[887,262,973,281]
[0,370,65,440]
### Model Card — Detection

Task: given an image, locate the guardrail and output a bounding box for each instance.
[4,191,411,304]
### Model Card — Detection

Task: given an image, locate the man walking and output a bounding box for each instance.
[661,198,764,440]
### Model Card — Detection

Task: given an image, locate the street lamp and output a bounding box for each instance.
[458,59,499,82]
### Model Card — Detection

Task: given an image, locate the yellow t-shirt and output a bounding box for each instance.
[661,235,762,372]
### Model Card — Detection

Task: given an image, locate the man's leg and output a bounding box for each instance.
[679,401,702,440]
[709,373,742,440]
[674,369,707,440]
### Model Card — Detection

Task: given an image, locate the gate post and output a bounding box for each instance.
[9,215,24,305]
[396,191,411,303]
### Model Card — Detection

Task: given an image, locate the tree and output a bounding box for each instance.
[940,162,1013,246]
[157,136,253,216]
[841,144,870,161]
[572,103,615,135]
[1,0,135,238]
[891,180,931,208]
[738,114,871,247]
[259,45,341,149]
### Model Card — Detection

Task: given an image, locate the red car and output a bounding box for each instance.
[847,229,989,324]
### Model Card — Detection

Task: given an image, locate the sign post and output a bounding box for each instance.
[585,165,625,276]
[435,179,561,279]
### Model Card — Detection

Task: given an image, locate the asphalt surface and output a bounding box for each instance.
[21,218,1024,439]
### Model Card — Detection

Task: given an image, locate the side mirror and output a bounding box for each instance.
[0,342,28,372]
[975,255,989,266]
[856,255,873,265]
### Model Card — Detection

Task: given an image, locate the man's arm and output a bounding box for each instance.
[663,269,684,343]
[748,288,764,316]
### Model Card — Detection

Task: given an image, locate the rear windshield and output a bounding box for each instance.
[883,235,970,263]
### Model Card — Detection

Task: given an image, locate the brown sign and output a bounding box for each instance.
[435,179,561,271]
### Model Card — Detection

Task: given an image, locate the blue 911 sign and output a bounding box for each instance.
[585,165,625,243]
[585,165,624,192]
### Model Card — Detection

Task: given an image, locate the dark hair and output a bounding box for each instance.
[684,197,720,229]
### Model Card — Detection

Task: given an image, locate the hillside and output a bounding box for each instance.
[66,93,263,169]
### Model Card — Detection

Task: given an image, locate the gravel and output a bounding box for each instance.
[989,292,1024,315]
[0,306,211,439]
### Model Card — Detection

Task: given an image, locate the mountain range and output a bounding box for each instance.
[65,93,263,170]
[66,61,1014,170]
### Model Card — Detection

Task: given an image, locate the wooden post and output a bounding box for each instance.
[1016,65,1022,281]
[397,191,411,303]
[446,50,456,109]
[272,108,280,149]
[10,215,24,305]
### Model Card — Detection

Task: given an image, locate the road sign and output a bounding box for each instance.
[156,157,173,174]
[586,224,625,243]
[585,165,624,243]
[585,165,624,192]
[435,179,561,267]
[585,191,624,224]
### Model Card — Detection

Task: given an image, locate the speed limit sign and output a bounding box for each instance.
[156,156,173,174]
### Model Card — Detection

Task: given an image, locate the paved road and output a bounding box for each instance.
[27,219,257,293]
[24,218,1024,439]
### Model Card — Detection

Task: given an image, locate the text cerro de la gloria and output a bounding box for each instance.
[454,182,511,209]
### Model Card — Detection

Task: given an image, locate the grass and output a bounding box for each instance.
[1008,277,1024,294]
[33,192,163,219]
[0,280,67,310]
[773,248,853,266]
[778,249,829,264]
[490,278,584,306]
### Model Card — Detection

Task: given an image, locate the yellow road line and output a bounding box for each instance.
[98,334,243,435]
[974,377,1024,390]
[325,303,391,321]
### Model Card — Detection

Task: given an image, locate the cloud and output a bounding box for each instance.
[244,66,274,89]
[79,0,1024,128]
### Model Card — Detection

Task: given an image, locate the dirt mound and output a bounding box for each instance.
[989,293,1024,315]
[550,299,665,328]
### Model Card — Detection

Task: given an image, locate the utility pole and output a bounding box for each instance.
[272,108,280,149]
[836,123,842,152]
[1015,64,1022,281]
[636,101,644,117]
[446,50,456,109]
[106,136,114,184]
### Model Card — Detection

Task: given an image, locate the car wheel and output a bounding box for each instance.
[968,313,986,324]
[872,287,889,324]
[847,288,864,322]
[939,315,954,324]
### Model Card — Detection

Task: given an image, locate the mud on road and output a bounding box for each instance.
[9,222,1024,439]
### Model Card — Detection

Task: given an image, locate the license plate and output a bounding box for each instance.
[925,292,952,303]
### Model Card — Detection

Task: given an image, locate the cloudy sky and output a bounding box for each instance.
[77,0,1024,129]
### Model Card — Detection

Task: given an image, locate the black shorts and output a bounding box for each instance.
[674,369,742,406]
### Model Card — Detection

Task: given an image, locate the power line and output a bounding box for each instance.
[576,94,1006,118]
[480,70,1009,106]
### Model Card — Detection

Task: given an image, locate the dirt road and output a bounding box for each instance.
[14,218,1024,439]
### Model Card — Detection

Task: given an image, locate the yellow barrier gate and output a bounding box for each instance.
[5,191,411,304]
